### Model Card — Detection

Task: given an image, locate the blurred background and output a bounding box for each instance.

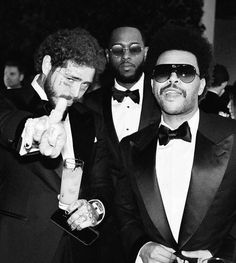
[0,0,235,86]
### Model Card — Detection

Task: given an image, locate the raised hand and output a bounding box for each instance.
[22,98,67,158]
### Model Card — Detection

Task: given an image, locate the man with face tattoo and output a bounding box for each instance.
[0,28,111,263]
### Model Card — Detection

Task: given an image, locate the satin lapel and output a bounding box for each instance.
[38,155,63,192]
[139,79,160,130]
[69,104,95,161]
[132,130,176,246]
[178,131,233,247]
[103,90,120,149]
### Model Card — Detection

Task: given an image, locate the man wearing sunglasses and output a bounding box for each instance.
[98,25,160,143]
[116,24,236,263]
[84,25,160,262]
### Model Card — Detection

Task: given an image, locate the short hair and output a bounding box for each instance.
[34,27,106,75]
[4,59,25,74]
[145,24,213,87]
[211,64,229,87]
[107,24,147,47]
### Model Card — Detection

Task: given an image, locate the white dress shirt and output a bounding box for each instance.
[156,110,199,242]
[112,74,144,141]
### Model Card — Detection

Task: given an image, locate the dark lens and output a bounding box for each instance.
[178,65,196,83]
[110,45,123,56]
[152,65,172,83]
[129,44,142,55]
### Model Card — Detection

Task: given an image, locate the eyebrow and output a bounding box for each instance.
[63,72,82,81]
[111,41,141,46]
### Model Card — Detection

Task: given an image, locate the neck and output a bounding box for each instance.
[116,80,138,90]
[162,109,198,129]
[115,73,143,90]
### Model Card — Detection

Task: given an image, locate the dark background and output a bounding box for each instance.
[0,0,235,84]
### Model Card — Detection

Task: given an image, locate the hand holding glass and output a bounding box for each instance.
[51,158,99,245]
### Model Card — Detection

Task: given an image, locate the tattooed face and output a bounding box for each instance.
[44,60,95,107]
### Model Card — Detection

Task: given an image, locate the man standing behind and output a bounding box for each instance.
[200,64,230,116]
[3,59,25,89]
[86,25,160,182]
[84,25,160,263]
[0,28,110,263]
[116,25,236,263]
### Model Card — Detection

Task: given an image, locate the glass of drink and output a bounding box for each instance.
[203,258,233,263]
[51,158,99,245]
[59,158,83,208]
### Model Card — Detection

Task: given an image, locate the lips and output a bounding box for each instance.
[161,88,182,96]
[120,62,134,70]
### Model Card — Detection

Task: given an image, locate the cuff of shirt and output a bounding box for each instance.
[135,241,153,263]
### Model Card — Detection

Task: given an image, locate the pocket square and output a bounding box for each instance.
[94,137,97,143]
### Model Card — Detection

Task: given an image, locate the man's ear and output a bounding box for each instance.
[19,74,24,82]
[198,78,206,96]
[105,49,110,63]
[42,55,52,76]
[144,46,149,61]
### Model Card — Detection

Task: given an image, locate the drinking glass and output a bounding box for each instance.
[59,158,83,207]
[51,158,99,245]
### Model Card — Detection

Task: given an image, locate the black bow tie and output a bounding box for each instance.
[158,121,192,146]
[112,87,140,104]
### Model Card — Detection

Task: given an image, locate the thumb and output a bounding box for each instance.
[49,98,67,124]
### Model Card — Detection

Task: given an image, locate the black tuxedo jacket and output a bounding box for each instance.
[200,91,228,114]
[117,111,236,262]
[0,87,111,263]
[84,76,160,185]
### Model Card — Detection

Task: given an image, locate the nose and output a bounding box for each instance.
[70,85,80,98]
[168,72,180,83]
[122,49,130,60]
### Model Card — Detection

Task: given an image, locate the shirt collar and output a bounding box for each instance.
[160,109,199,138]
[31,74,48,101]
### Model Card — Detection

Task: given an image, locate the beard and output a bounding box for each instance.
[44,70,57,107]
[43,69,79,108]
[112,60,145,84]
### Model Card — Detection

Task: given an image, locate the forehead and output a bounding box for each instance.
[156,50,198,68]
[62,61,95,82]
[109,27,144,46]
[4,66,20,74]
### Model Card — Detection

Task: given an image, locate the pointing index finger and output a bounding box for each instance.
[49,98,67,124]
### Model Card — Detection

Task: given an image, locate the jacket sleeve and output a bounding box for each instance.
[0,91,32,150]
[114,139,151,262]
[214,224,236,261]
[86,112,114,216]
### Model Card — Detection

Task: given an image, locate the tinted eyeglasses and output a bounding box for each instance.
[152,64,200,83]
[109,44,144,57]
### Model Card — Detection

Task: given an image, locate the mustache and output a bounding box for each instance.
[160,83,186,97]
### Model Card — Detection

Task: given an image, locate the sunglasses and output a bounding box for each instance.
[152,64,200,83]
[109,44,144,57]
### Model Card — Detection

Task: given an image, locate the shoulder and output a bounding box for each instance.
[83,88,106,114]
[199,111,236,142]
[120,122,159,150]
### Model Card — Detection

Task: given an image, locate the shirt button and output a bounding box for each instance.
[127,106,130,108]
[126,128,129,131]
